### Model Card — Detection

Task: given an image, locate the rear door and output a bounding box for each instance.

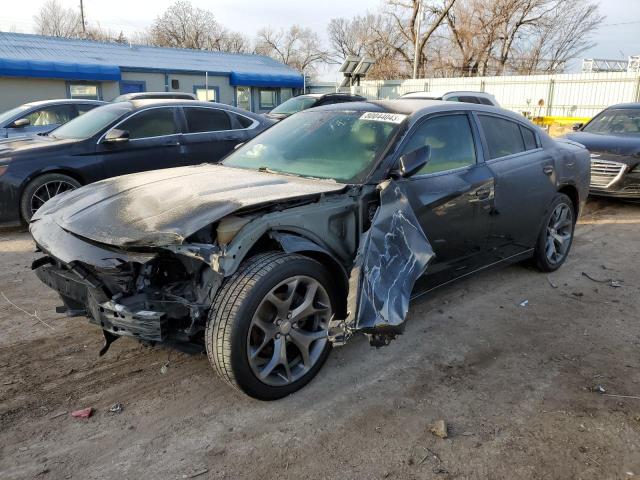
[95,106,185,177]
[477,113,557,259]
[397,112,495,286]
[181,106,256,165]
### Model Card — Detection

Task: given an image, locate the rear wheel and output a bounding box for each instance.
[206,252,335,400]
[20,173,80,222]
[533,193,575,272]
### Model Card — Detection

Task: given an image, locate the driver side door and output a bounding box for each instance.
[397,112,496,288]
[95,106,185,177]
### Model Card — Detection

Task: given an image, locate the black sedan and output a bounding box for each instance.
[0,100,273,225]
[265,93,366,121]
[565,103,640,199]
[30,100,590,399]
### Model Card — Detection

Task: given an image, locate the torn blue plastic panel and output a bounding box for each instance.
[230,71,304,88]
[0,58,121,81]
[346,180,434,337]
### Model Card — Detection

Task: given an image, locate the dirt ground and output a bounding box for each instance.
[1,198,639,480]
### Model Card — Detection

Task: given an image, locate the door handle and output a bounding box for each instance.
[543,165,554,176]
[164,141,180,146]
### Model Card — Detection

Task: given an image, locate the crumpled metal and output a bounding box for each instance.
[347,180,434,334]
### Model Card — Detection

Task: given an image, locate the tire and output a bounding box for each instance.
[206,252,336,400]
[533,193,576,272]
[20,173,81,222]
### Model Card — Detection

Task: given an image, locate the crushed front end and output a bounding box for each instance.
[30,215,221,354]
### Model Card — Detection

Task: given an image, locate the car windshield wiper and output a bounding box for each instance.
[256,166,337,183]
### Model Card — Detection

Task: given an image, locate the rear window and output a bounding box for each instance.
[521,126,538,150]
[230,113,254,128]
[478,97,494,106]
[185,107,231,133]
[479,115,525,159]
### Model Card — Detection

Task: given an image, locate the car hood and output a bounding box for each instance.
[31,164,345,248]
[0,134,77,158]
[564,132,640,157]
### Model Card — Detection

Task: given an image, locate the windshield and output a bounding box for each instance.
[269,96,318,115]
[0,105,29,126]
[50,103,132,140]
[583,108,640,135]
[223,110,404,183]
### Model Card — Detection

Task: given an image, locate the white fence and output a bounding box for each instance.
[309,72,640,118]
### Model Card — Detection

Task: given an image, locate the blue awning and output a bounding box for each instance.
[230,71,303,88]
[0,58,121,81]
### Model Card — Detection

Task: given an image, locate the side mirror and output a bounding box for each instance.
[10,118,30,128]
[103,129,130,144]
[393,145,431,178]
[572,123,584,131]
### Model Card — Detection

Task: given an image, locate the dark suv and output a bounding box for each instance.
[265,93,366,121]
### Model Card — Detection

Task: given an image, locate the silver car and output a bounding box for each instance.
[0,99,105,138]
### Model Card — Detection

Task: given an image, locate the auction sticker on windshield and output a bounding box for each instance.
[360,112,407,124]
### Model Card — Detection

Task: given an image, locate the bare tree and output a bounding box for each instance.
[255,25,330,73]
[147,1,249,53]
[386,0,457,77]
[328,14,408,79]
[33,0,83,38]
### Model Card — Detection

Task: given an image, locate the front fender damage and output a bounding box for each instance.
[331,180,434,347]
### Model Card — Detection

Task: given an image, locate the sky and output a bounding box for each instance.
[1,0,640,80]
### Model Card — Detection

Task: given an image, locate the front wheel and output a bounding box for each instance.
[20,173,81,222]
[206,252,336,400]
[533,193,576,272]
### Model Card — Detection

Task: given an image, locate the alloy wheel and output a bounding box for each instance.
[247,275,331,387]
[545,203,573,265]
[30,180,77,215]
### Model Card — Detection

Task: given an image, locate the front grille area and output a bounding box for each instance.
[590,158,627,189]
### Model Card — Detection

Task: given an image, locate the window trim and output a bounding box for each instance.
[258,88,279,110]
[394,111,483,180]
[234,86,252,110]
[192,85,220,102]
[97,106,181,144]
[66,81,102,101]
[119,80,147,95]
[180,105,259,135]
[475,112,542,163]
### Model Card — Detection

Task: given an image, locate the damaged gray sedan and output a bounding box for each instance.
[30,100,590,400]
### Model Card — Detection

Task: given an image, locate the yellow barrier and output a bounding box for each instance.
[532,116,591,127]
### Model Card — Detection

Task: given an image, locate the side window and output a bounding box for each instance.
[401,114,477,175]
[21,105,74,127]
[185,107,231,133]
[479,115,525,159]
[119,108,178,139]
[229,113,254,129]
[521,125,538,150]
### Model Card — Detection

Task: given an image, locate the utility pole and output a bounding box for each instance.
[79,0,86,36]
[412,1,422,79]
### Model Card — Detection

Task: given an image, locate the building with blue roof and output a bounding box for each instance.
[0,31,304,112]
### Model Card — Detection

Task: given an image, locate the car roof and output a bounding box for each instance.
[24,98,106,107]
[401,90,494,99]
[118,99,267,120]
[314,99,524,123]
[604,102,640,109]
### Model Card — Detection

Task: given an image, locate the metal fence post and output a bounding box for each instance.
[546,79,555,116]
